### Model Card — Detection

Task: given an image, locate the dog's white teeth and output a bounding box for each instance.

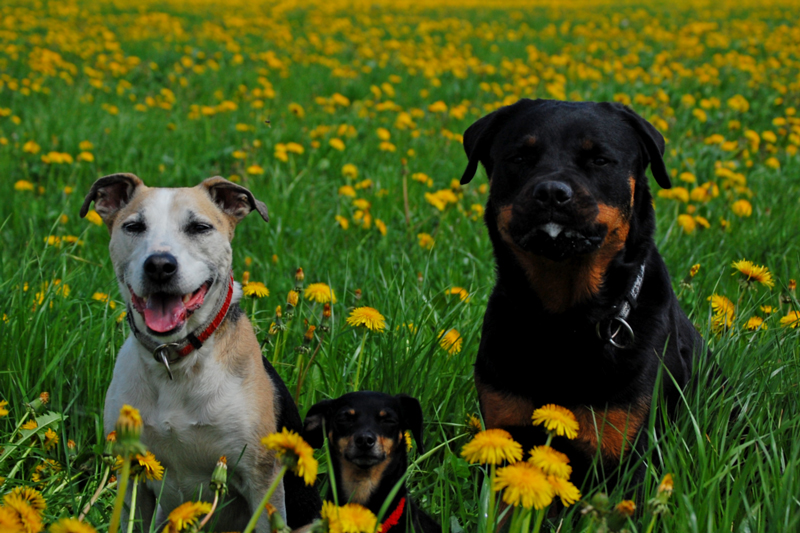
[542,223,562,238]
[183,294,191,304]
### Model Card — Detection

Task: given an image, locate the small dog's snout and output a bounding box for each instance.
[532,181,573,207]
[144,252,178,283]
[354,432,376,450]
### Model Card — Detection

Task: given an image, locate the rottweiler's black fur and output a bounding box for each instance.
[303,392,441,533]
[460,99,704,488]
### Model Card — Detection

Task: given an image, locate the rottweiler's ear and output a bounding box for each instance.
[303,399,333,449]
[80,173,144,230]
[200,176,269,223]
[461,98,538,185]
[396,394,424,454]
[611,103,672,190]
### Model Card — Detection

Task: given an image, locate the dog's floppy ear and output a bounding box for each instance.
[610,103,671,189]
[396,394,424,454]
[461,98,539,185]
[303,399,334,449]
[80,173,144,229]
[200,176,269,223]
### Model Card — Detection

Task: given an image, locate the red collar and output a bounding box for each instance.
[380,497,406,533]
[128,272,235,378]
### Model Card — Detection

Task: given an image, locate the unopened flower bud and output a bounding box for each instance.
[267,504,290,533]
[103,431,117,466]
[319,303,332,333]
[242,271,250,285]
[114,405,146,456]
[294,268,305,292]
[210,456,228,495]
[27,392,49,414]
[303,325,316,344]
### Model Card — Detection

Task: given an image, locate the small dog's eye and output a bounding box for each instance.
[123,221,146,234]
[592,157,610,166]
[188,222,213,235]
[510,156,524,164]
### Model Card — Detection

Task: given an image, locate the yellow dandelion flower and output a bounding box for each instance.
[417,233,434,250]
[744,316,767,331]
[493,462,554,510]
[447,287,470,302]
[242,282,269,298]
[288,103,305,118]
[261,428,318,486]
[23,140,41,154]
[760,305,775,315]
[85,210,103,226]
[342,164,358,179]
[375,219,387,236]
[3,494,43,533]
[658,473,674,496]
[43,428,58,450]
[135,451,164,481]
[731,260,774,288]
[22,420,38,430]
[461,428,523,465]
[305,283,337,304]
[466,414,483,436]
[547,475,581,506]
[677,214,696,234]
[5,487,45,513]
[321,501,377,533]
[338,185,356,197]
[708,294,735,318]
[0,400,8,417]
[689,264,701,278]
[438,329,463,355]
[404,430,413,452]
[163,501,212,533]
[346,307,386,332]
[731,199,752,217]
[329,138,346,151]
[616,499,636,517]
[49,518,97,533]
[79,141,94,151]
[531,404,579,440]
[780,311,800,328]
[528,446,572,479]
[335,215,350,230]
[247,165,264,175]
[0,507,22,532]
[14,180,35,192]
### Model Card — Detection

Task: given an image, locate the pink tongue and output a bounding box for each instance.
[143,294,187,333]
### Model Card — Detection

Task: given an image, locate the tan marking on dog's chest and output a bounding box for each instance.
[571,399,650,462]
[340,457,392,505]
[476,375,535,428]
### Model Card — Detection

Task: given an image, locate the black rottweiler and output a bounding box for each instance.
[303,392,441,533]
[460,99,704,487]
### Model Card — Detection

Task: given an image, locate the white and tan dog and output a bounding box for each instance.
[81,173,319,531]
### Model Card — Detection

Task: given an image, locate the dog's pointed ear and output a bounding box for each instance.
[80,173,144,229]
[461,98,538,185]
[303,399,333,449]
[396,394,424,454]
[610,103,671,189]
[200,177,269,223]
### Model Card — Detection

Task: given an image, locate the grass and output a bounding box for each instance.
[0,0,799,531]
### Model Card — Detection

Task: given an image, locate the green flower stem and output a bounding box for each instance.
[645,515,658,533]
[5,443,36,480]
[353,330,369,391]
[507,506,522,533]
[126,474,140,533]
[242,464,288,533]
[519,508,533,533]
[486,463,497,532]
[272,330,285,365]
[109,457,131,533]
[531,509,545,533]
[198,489,221,531]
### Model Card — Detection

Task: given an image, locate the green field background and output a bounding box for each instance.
[1,0,799,530]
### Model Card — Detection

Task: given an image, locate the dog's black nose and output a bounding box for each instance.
[532,181,573,207]
[354,432,376,450]
[144,253,178,283]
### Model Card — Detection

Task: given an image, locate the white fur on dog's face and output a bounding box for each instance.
[109,186,238,341]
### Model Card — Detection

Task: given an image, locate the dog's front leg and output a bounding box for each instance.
[122,478,157,533]
[246,464,287,533]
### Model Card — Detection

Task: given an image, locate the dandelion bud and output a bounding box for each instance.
[589,492,610,512]
[354,288,362,301]
[242,271,250,285]
[287,290,299,307]
[790,279,797,292]
[114,405,146,456]
[210,456,228,495]
[245,256,253,267]
[657,473,673,497]
[294,268,305,292]
[606,499,636,530]
[266,503,290,533]
[103,431,117,466]
[615,500,636,517]
[67,439,77,458]
[689,264,700,278]
[27,391,49,414]
[319,303,332,333]
[276,305,282,319]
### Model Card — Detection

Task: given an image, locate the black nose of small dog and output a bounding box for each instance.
[532,181,573,207]
[355,432,376,450]
[144,253,178,283]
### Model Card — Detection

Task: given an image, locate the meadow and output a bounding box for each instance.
[1,0,799,531]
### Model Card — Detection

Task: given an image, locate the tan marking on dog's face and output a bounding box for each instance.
[629,175,636,206]
[337,435,397,505]
[524,135,537,146]
[582,138,594,150]
[571,400,650,462]
[477,375,535,428]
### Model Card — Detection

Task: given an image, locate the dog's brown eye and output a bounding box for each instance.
[188,222,213,234]
[592,157,610,166]
[511,156,524,164]
[123,221,146,234]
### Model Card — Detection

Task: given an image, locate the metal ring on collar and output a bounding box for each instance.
[595,317,635,349]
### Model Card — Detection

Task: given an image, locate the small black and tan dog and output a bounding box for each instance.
[460,99,704,487]
[303,392,441,533]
